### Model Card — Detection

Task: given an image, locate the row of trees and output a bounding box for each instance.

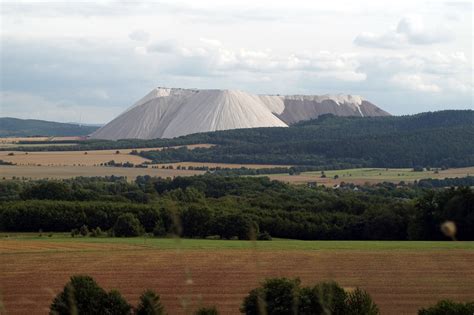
[1,175,473,240]
[50,275,474,315]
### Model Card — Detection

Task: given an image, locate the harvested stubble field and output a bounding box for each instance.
[1,237,473,315]
[0,165,205,180]
[0,136,84,144]
[0,144,213,166]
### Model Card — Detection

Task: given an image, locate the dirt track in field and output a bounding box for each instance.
[1,241,473,315]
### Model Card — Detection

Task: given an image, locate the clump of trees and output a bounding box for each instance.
[50,275,132,315]
[50,276,213,315]
[418,300,474,315]
[241,278,379,315]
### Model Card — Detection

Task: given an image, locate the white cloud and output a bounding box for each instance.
[128,29,150,42]
[354,15,454,48]
[390,74,441,92]
[1,1,471,118]
[146,39,367,81]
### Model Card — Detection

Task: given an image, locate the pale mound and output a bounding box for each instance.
[91,87,389,140]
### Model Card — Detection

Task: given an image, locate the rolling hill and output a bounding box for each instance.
[0,117,99,137]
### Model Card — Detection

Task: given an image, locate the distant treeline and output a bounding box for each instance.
[416,176,474,188]
[139,111,474,168]
[3,110,474,170]
[1,175,472,240]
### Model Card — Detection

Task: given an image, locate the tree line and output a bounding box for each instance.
[1,175,472,240]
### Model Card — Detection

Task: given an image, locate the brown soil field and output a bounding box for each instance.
[0,144,213,166]
[1,241,473,315]
[0,165,205,180]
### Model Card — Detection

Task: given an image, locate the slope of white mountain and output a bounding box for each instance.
[91,87,390,140]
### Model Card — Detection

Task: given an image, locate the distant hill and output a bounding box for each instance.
[0,117,99,137]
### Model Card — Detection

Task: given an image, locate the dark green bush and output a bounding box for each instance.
[135,290,165,315]
[79,225,89,236]
[241,278,379,315]
[346,288,379,315]
[257,231,272,240]
[241,278,300,315]
[418,300,474,315]
[299,282,347,315]
[49,275,131,315]
[90,227,103,237]
[113,213,142,237]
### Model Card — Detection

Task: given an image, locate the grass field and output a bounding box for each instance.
[268,167,474,185]
[1,236,473,315]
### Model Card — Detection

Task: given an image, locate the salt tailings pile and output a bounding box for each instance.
[90,87,390,140]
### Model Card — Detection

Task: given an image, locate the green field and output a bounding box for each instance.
[267,166,474,184]
[2,234,474,251]
[308,167,472,180]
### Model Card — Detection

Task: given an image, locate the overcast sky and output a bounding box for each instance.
[1,0,472,123]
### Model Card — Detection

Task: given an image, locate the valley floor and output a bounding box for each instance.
[1,236,473,315]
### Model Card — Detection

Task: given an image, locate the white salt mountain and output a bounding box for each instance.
[91,87,390,140]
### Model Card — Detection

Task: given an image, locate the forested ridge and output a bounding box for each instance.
[138,110,474,168]
[0,117,98,137]
[6,110,473,169]
[1,175,472,240]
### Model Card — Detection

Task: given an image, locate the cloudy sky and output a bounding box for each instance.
[1,0,472,123]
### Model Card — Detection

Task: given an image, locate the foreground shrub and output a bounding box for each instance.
[241,278,379,315]
[346,288,380,315]
[113,213,142,237]
[135,290,165,315]
[299,282,347,315]
[418,300,474,315]
[103,290,133,315]
[50,275,131,315]
[241,278,300,315]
